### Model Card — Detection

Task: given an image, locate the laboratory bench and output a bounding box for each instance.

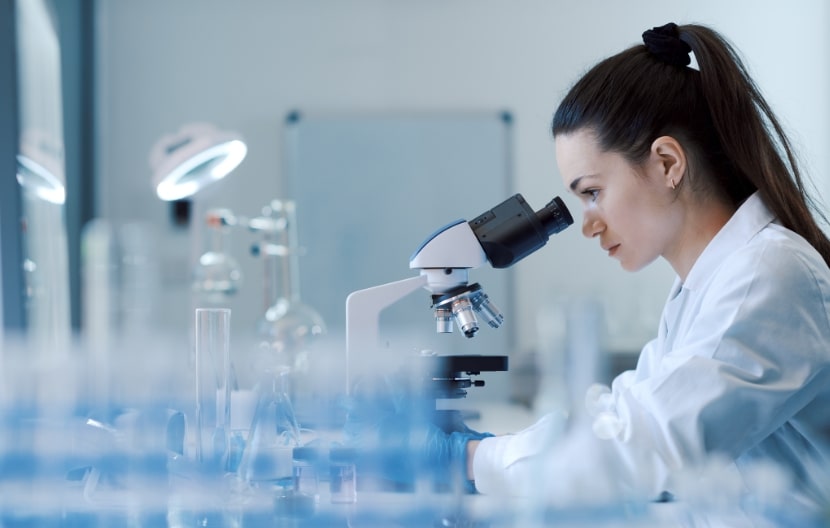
[2,399,825,528]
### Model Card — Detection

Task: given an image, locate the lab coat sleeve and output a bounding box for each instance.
[474,241,830,502]
[472,413,567,496]
[473,413,658,504]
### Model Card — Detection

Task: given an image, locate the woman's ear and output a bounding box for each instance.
[650,136,687,190]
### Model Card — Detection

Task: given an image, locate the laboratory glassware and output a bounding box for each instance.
[253,200,325,370]
[292,446,321,501]
[194,307,231,467]
[251,200,326,423]
[193,209,242,303]
[329,447,357,504]
[238,367,301,489]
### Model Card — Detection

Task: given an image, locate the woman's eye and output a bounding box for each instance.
[581,189,599,201]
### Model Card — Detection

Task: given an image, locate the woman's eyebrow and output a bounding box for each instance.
[569,174,597,192]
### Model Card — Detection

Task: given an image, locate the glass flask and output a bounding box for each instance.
[238,368,301,489]
[192,208,242,303]
[251,200,326,420]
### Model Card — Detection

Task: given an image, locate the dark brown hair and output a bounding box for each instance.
[552,23,830,266]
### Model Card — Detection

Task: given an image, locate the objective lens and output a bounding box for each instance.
[434,306,454,333]
[471,291,504,329]
[451,298,479,338]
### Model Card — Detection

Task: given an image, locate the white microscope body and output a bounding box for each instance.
[345,194,573,394]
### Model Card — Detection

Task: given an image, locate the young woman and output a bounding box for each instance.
[467,22,830,511]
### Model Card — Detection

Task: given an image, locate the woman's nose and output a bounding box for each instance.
[582,212,603,238]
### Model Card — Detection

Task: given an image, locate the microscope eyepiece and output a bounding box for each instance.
[469,194,573,269]
[537,196,574,237]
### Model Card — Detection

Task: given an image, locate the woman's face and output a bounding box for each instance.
[556,129,681,272]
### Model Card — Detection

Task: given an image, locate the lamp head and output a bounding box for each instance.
[150,123,247,201]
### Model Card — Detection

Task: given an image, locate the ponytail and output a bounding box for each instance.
[677,24,830,266]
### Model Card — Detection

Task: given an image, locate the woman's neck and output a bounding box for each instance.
[666,195,736,281]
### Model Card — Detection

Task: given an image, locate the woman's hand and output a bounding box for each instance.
[340,372,492,491]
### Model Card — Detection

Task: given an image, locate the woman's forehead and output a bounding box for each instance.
[556,131,607,177]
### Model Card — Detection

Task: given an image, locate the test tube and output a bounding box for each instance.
[194,308,231,465]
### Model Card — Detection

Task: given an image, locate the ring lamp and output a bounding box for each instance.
[150,123,247,201]
[16,130,66,205]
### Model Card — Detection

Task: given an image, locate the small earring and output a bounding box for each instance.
[670,179,677,190]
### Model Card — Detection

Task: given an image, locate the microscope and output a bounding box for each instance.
[345,193,573,400]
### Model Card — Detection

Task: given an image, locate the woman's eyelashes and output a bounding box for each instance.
[581,188,600,201]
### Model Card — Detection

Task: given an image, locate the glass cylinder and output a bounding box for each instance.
[194,307,231,466]
[329,448,357,504]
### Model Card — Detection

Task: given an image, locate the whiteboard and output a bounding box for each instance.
[284,111,515,396]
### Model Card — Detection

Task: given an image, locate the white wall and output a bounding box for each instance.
[94,0,830,362]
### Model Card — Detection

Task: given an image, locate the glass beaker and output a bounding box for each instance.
[292,446,321,500]
[194,307,231,467]
[329,447,357,504]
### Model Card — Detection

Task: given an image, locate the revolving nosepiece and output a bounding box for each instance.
[432,283,503,338]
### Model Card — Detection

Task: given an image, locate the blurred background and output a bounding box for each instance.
[2,0,829,406]
[1,2,829,523]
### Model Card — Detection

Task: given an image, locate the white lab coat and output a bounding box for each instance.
[473,192,830,511]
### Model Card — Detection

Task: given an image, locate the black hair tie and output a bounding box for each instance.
[642,22,691,67]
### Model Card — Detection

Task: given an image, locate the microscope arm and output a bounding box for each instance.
[344,220,487,393]
[345,274,428,394]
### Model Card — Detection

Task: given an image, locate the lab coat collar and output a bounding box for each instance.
[681,192,774,293]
